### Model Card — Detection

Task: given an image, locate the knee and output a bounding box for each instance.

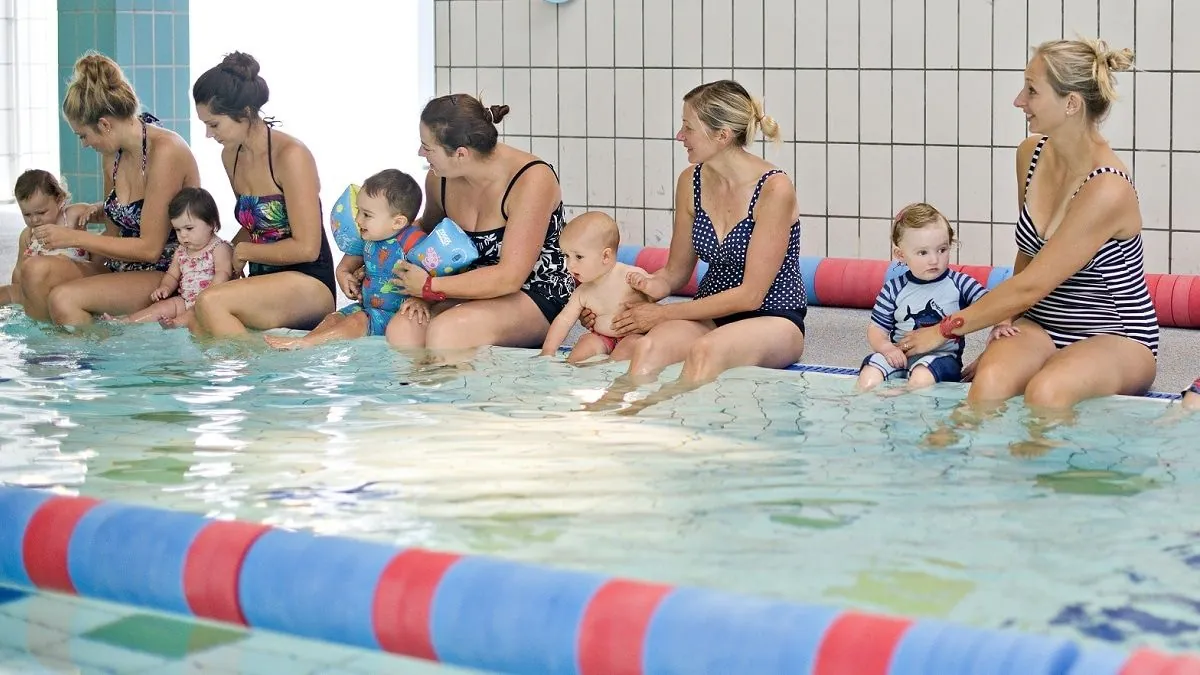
[192,286,226,318]
[18,256,52,292]
[967,360,1015,400]
[627,336,661,376]
[1023,374,1079,411]
[425,314,472,349]
[682,336,723,381]
[385,311,425,348]
[46,284,75,322]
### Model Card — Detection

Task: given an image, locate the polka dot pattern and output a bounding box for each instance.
[690,165,806,313]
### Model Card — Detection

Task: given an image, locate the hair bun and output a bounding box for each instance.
[487,104,510,124]
[74,52,123,88]
[219,52,260,81]
[1104,46,1135,72]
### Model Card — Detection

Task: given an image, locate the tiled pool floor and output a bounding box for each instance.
[0,584,471,674]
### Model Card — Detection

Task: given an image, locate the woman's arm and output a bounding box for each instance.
[635,167,702,300]
[427,164,560,299]
[236,142,324,266]
[60,143,193,262]
[658,173,796,322]
[211,242,234,285]
[948,174,1136,335]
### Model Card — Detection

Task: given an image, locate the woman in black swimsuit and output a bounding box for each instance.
[386,94,573,350]
[184,52,336,337]
[25,52,199,325]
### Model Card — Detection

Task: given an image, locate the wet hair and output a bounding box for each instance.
[13,170,71,204]
[683,79,781,146]
[1033,37,1134,122]
[167,187,221,232]
[192,52,271,123]
[891,202,955,247]
[421,93,510,155]
[361,169,423,223]
[562,212,620,252]
[62,52,140,127]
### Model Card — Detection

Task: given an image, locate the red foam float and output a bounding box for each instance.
[1155,274,1179,328]
[372,548,462,661]
[1171,275,1195,329]
[812,611,912,675]
[1121,648,1200,674]
[183,520,271,625]
[949,264,992,288]
[22,496,100,594]
[577,580,673,675]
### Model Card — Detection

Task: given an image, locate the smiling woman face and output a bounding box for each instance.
[675,103,724,164]
[1013,55,1069,135]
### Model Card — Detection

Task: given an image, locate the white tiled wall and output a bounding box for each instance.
[0,1,59,202]
[435,0,1195,274]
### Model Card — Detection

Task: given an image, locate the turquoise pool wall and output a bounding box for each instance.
[56,0,190,204]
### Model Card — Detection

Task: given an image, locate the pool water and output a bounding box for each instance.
[1,305,1199,669]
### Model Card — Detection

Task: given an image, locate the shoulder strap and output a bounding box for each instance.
[501,160,558,221]
[1024,136,1049,191]
[1072,166,1136,198]
[747,169,784,218]
[265,126,283,192]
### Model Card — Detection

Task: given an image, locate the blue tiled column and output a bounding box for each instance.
[57,0,190,204]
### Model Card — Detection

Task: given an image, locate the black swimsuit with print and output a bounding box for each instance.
[439,160,573,321]
[231,124,337,328]
[103,112,178,273]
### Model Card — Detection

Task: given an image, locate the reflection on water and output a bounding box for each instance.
[0,308,1199,653]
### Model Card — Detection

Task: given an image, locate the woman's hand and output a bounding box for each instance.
[31,224,79,251]
[62,203,97,230]
[579,307,597,329]
[610,301,667,336]
[393,260,431,296]
[231,243,250,279]
[898,325,948,356]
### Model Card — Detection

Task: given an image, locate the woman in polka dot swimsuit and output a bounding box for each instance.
[584,80,806,413]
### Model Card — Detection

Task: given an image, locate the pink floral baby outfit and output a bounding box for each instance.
[176,238,232,308]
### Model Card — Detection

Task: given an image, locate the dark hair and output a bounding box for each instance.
[192,52,270,122]
[13,169,71,204]
[167,187,221,232]
[361,169,423,223]
[62,52,140,127]
[420,94,510,155]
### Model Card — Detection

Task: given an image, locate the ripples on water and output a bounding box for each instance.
[1,306,1199,652]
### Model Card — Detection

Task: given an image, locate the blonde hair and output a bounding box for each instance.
[683,80,781,147]
[62,52,140,127]
[1033,37,1134,121]
[891,202,954,247]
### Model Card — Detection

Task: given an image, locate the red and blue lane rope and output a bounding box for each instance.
[1,486,1197,674]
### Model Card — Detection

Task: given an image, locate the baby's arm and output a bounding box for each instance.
[212,241,235,285]
[16,228,32,267]
[151,253,182,301]
[539,292,585,356]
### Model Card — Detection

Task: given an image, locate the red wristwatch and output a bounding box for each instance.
[939,315,965,339]
[422,275,447,302]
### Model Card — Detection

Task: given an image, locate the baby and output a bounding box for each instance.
[857,202,1015,392]
[2,170,93,306]
[110,187,234,325]
[540,212,651,363]
[265,169,425,349]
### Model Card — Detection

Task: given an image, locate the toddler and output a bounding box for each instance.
[2,170,92,306]
[540,212,652,363]
[110,187,234,325]
[857,202,1015,392]
[265,169,425,349]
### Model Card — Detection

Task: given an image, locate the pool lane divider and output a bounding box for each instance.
[617,245,1200,330]
[1,485,1197,675]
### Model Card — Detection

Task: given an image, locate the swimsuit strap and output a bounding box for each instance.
[747,169,784,218]
[501,160,558,221]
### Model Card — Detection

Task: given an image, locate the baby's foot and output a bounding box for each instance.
[157,316,182,330]
[262,333,307,349]
[98,313,125,323]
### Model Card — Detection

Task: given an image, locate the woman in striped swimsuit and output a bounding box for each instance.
[902,37,1157,411]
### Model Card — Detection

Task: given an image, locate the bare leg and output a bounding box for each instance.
[1184,390,1200,411]
[264,312,369,350]
[0,284,19,306]
[17,256,103,322]
[47,270,164,327]
[192,272,334,338]
[905,365,936,390]
[856,365,885,392]
[566,333,614,364]
[582,322,710,413]
[118,296,188,324]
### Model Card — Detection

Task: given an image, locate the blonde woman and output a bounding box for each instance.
[23,52,199,325]
[902,38,1156,411]
[583,80,806,412]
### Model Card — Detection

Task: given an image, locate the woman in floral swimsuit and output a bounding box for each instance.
[185,52,336,336]
[22,52,199,325]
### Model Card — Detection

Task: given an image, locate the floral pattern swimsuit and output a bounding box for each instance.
[175,237,233,309]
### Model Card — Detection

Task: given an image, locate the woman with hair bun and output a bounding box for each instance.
[384,93,573,351]
[23,51,200,325]
[185,51,337,337]
[582,79,807,413]
[903,37,1156,415]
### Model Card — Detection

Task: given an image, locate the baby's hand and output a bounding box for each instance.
[883,345,907,369]
[400,297,431,324]
[987,321,1020,343]
[626,271,670,299]
[149,287,170,301]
